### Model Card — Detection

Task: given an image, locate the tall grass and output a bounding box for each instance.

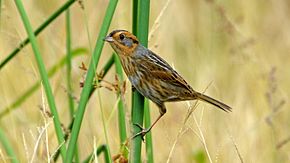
[0,48,87,119]
[14,0,67,161]
[2,0,290,162]
[0,0,77,70]
[130,0,153,162]
[0,129,19,163]
[65,0,118,162]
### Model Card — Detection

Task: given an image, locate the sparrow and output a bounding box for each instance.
[104,29,231,139]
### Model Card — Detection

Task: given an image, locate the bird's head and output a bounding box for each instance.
[104,30,139,56]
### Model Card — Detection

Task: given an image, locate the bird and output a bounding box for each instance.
[104,29,232,139]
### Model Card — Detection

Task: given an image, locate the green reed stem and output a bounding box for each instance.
[138,1,154,161]
[65,1,118,162]
[0,128,19,163]
[114,53,129,160]
[89,54,115,97]
[130,0,152,162]
[114,53,127,143]
[14,0,66,161]
[66,7,80,163]
[0,0,76,70]
[130,1,144,162]
[144,99,154,163]
[66,7,74,119]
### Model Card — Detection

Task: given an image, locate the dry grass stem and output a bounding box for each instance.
[230,135,244,163]
[192,110,213,163]
[166,126,189,163]
[30,120,52,162]
[148,0,171,42]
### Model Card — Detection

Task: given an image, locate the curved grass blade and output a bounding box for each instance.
[53,54,115,162]
[13,0,67,160]
[0,48,88,120]
[65,1,119,161]
[0,0,76,70]
[0,128,19,163]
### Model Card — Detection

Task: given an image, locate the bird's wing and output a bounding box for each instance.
[138,50,193,91]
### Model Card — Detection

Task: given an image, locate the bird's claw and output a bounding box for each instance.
[132,123,149,142]
[133,123,143,130]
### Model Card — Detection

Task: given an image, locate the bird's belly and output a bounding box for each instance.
[128,75,158,101]
[128,75,180,104]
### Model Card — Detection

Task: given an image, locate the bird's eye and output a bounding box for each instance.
[119,33,125,40]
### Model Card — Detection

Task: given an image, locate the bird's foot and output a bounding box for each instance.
[132,123,150,142]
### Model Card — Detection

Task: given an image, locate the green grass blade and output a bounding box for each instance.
[88,54,115,98]
[98,54,115,81]
[0,0,76,70]
[0,48,88,120]
[144,99,154,163]
[66,7,74,118]
[65,1,119,162]
[0,128,19,163]
[66,7,80,163]
[53,54,114,162]
[114,54,127,143]
[130,1,144,162]
[132,0,138,34]
[136,0,150,47]
[137,1,154,162]
[130,0,152,162]
[14,0,67,160]
[82,144,110,163]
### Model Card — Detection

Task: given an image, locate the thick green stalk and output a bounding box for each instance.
[132,0,138,34]
[65,1,119,162]
[137,1,154,161]
[130,0,152,162]
[144,99,154,163]
[130,1,144,162]
[0,128,19,163]
[14,0,66,161]
[0,0,76,70]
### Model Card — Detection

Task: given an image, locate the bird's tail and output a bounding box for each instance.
[196,92,232,112]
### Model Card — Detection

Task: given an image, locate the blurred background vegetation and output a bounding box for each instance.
[1,0,290,162]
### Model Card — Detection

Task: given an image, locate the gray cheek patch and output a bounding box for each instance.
[122,38,133,47]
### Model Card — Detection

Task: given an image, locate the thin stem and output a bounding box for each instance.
[14,0,66,161]
[0,128,19,163]
[0,48,87,119]
[0,0,77,70]
[65,1,119,162]
[82,144,110,163]
[66,7,80,163]
[130,0,151,162]
[53,54,115,162]
[144,99,154,163]
[114,53,127,143]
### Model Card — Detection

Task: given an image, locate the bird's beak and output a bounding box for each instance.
[103,36,114,42]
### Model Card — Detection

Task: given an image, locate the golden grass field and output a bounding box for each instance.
[1,0,290,162]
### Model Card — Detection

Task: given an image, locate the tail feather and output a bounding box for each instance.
[196,92,232,112]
